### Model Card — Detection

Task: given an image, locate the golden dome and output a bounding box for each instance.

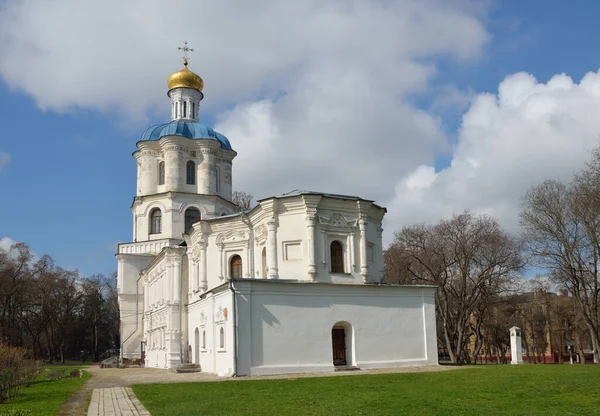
[167,59,204,92]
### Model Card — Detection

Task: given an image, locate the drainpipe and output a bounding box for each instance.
[121,272,144,366]
[230,279,238,377]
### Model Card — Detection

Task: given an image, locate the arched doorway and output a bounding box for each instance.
[194,328,200,364]
[331,321,355,367]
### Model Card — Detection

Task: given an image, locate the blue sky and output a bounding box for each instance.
[1,0,600,277]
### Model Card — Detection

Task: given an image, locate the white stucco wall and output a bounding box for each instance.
[187,284,234,376]
[233,280,437,376]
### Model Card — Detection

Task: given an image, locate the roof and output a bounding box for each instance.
[256,189,385,211]
[140,120,233,151]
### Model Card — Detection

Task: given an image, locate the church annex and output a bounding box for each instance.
[116,51,438,376]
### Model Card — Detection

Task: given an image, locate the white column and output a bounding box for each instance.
[190,260,197,293]
[218,244,224,280]
[358,218,368,282]
[171,254,181,304]
[200,243,208,291]
[143,282,149,311]
[267,218,279,279]
[306,213,317,280]
[510,327,524,364]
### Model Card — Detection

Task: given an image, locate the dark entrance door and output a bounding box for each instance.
[332,327,347,366]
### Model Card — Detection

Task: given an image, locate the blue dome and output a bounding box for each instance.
[140,120,233,151]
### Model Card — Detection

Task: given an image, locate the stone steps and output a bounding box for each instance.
[174,363,202,373]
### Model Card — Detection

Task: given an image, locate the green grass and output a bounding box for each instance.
[0,367,90,416]
[132,365,600,416]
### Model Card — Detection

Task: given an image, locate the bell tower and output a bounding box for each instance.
[129,42,237,242]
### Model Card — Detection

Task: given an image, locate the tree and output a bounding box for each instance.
[386,212,524,364]
[521,147,600,364]
[232,191,254,212]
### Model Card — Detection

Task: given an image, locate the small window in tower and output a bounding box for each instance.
[330,240,344,273]
[150,208,162,234]
[186,160,196,185]
[183,101,187,118]
[230,255,243,278]
[192,102,195,119]
[184,208,201,233]
[158,161,165,185]
[219,327,225,349]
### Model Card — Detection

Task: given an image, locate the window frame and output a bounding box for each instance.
[184,208,201,233]
[230,255,243,278]
[158,161,165,185]
[150,208,162,234]
[186,160,196,185]
[330,240,344,273]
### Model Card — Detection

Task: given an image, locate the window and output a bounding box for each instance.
[158,161,165,185]
[202,330,206,349]
[183,101,187,118]
[150,208,162,234]
[230,255,243,278]
[186,160,196,185]
[192,102,195,119]
[184,208,201,233]
[219,327,225,349]
[330,241,344,273]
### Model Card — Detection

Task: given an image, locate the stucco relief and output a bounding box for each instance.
[254,224,268,244]
[215,306,226,324]
[216,229,249,246]
[318,213,357,229]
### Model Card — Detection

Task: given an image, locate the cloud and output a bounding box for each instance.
[0,0,493,244]
[0,152,10,170]
[0,237,17,252]
[387,70,600,240]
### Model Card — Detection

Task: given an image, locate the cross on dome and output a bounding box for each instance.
[177,41,195,66]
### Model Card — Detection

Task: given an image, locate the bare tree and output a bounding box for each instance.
[232,191,254,212]
[520,146,600,363]
[387,212,524,364]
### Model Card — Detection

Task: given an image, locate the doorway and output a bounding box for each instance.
[332,327,347,366]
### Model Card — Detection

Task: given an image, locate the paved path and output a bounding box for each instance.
[87,387,151,416]
[54,364,467,415]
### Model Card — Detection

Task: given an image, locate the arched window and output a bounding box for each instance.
[158,161,165,185]
[330,241,344,273]
[192,102,195,119]
[183,101,187,118]
[230,255,242,278]
[150,208,162,234]
[219,327,225,348]
[202,330,206,349]
[184,208,201,233]
[186,160,196,185]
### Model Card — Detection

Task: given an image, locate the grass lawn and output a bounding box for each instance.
[132,365,600,416]
[0,366,90,416]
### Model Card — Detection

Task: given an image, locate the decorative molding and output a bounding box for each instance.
[216,229,249,245]
[215,305,226,324]
[254,224,268,243]
[318,213,357,229]
[199,310,207,328]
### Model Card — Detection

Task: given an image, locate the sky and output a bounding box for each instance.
[2,0,600,277]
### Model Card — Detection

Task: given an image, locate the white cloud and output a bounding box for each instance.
[0,0,493,243]
[0,237,17,252]
[0,152,10,170]
[387,70,600,241]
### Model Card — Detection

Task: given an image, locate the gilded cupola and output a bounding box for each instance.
[167,58,204,92]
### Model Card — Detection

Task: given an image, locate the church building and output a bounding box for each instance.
[116,53,438,376]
